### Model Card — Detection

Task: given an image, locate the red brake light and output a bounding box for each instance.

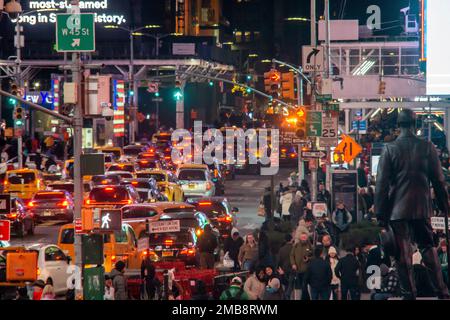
[140,160,148,164]
[164,156,171,160]
[58,200,69,208]
[28,201,35,208]
[101,180,108,185]
[198,202,212,206]
[105,187,114,191]
[6,213,18,219]
[127,199,132,204]
[164,239,173,246]
[131,181,138,186]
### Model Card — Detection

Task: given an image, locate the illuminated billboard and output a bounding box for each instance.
[426,0,450,95]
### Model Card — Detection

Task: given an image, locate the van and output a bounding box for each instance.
[57,223,142,272]
[4,169,45,201]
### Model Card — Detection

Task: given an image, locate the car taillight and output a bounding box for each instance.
[58,200,69,208]
[195,229,203,236]
[198,202,212,206]
[290,153,296,158]
[181,248,196,256]
[111,255,116,264]
[140,160,148,164]
[164,239,173,246]
[164,156,171,160]
[105,187,114,191]
[28,201,35,208]
[85,199,92,205]
[132,181,138,186]
[127,199,132,204]
[218,216,233,223]
[6,213,18,219]
[101,180,108,185]
[4,180,8,187]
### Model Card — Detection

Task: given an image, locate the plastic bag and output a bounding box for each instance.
[223,252,235,269]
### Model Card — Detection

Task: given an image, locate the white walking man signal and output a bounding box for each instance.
[101,213,111,229]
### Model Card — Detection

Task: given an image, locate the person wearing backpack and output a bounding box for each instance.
[220,277,249,300]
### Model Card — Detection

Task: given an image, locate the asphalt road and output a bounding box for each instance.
[8,168,293,248]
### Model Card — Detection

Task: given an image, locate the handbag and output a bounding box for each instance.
[258,204,266,217]
[223,252,235,269]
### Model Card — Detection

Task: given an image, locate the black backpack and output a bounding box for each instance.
[224,288,244,300]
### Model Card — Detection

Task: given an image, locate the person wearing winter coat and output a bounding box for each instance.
[224,228,244,270]
[198,224,218,269]
[244,267,266,300]
[277,234,294,300]
[331,200,353,246]
[104,275,115,300]
[238,234,258,271]
[335,250,360,300]
[304,246,333,300]
[327,246,340,300]
[290,232,313,300]
[110,261,128,300]
[279,188,293,222]
[289,193,305,227]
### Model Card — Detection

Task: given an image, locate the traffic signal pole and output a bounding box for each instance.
[14,18,23,169]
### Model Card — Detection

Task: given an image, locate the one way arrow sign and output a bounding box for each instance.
[301,150,327,159]
[302,46,324,73]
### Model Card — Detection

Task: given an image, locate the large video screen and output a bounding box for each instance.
[426,0,450,95]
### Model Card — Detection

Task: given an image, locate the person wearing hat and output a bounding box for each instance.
[263,277,284,300]
[220,276,249,300]
[326,246,340,300]
[375,109,450,299]
[110,261,128,300]
[224,227,244,271]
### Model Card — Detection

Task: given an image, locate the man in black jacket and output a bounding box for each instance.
[141,255,157,300]
[198,225,218,269]
[335,249,361,300]
[375,109,449,300]
[304,246,332,300]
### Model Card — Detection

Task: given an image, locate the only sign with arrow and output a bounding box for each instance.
[302,46,325,73]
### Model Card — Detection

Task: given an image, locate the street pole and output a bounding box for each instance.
[129,31,135,144]
[310,0,318,202]
[69,0,83,299]
[156,66,160,131]
[297,69,304,182]
[155,35,160,58]
[324,0,332,192]
[15,19,23,169]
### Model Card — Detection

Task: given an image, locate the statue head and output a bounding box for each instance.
[397,109,416,129]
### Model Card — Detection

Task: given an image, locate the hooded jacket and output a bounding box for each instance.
[244,274,266,300]
[290,241,313,273]
[110,269,127,300]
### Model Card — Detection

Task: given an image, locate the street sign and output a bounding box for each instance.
[147,82,160,93]
[99,209,122,232]
[306,111,323,137]
[302,46,325,73]
[312,202,328,218]
[74,218,85,235]
[0,220,10,241]
[149,220,181,234]
[0,194,11,214]
[56,13,95,52]
[334,134,363,163]
[352,120,368,133]
[316,94,333,103]
[323,103,340,112]
[320,115,339,148]
[431,217,450,231]
[301,150,327,159]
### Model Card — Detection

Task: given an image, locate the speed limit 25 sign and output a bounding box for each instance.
[320,116,338,148]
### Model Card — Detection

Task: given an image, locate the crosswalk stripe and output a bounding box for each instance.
[241,180,258,187]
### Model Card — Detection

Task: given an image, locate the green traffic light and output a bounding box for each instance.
[174,90,183,101]
[8,98,17,105]
[246,88,252,93]
[155,92,160,97]
[129,90,134,96]
[15,120,24,127]
[246,75,252,81]
[209,81,214,87]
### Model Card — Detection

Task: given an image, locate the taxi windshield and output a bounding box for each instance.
[8,172,36,184]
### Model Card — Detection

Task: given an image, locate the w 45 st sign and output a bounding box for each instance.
[56,13,96,52]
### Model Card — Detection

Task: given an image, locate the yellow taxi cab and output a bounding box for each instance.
[122,202,195,239]
[135,169,184,202]
[57,222,142,272]
[62,159,92,182]
[95,146,123,161]
[4,169,45,200]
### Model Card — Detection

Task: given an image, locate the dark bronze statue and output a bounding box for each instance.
[375,109,449,300]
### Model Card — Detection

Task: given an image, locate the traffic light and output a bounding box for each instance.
[10,83,19,96]
[378,80,386,95]
[13,106,24,127]
[295,107,307,139]
[264,69,281,97]
[174,80,183,101]
[281,72,295,100]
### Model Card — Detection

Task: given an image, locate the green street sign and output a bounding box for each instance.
[316,94,332,103]
[56,13,95,52]
[323,103,340,112]
[307,111,323,137]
